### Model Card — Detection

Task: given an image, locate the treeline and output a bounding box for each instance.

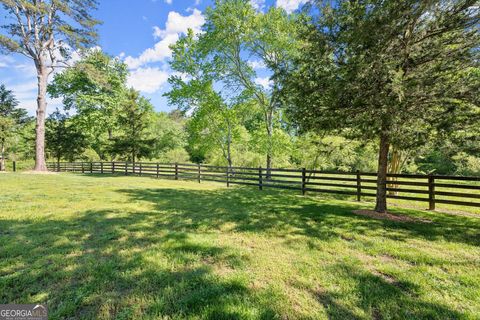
[1,0,478,213]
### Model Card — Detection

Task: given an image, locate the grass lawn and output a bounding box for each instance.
[1,173,479,319]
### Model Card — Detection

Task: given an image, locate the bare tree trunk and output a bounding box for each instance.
[227,123,233,169]
[265,108,273,180]
[34,67,48,171]
[1,139,5,171]
[375,131,390,213]
[388,147,401,195]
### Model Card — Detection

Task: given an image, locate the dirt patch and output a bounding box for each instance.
[352,209,432,224]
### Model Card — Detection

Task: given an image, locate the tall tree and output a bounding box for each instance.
[0,84,28,170]
[0,0,100,171]
[168,0,300,174]
[110,89,156,163]
[48,50,128,159]
[45,109,87,163]
[282,0,479,212]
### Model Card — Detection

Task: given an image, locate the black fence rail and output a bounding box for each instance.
[46,162,480,210]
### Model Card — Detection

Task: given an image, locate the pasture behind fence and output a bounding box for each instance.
[45,161,480,210]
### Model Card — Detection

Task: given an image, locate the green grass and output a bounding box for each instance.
[1,173,479,319]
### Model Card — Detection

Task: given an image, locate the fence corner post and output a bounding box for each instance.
[13,161,16,172]
[198,163,201,183]
[301,167,306,195]
[428,174,435,211]
[259,166,263,191]
[356,170,362,202]
[175,163,178,180]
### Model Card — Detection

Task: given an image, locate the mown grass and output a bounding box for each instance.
[0,173,479,319]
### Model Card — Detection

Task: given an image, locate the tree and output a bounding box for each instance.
[149,111,187,159]
[168,0,300,174]
[282,0,479,212]
[0,84,28,170]
[0,0,100,171]
[48,50,128,160]
[45,109,87,163]
[109,89,156,163]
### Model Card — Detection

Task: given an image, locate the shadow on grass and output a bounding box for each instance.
[1,183,478,319]
[1,209,279,319]
[118,186,480,247]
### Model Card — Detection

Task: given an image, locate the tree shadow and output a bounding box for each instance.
[0,209,275,319]
[117,186,480,247]
[310,262,464,320]
[2,183,479,319]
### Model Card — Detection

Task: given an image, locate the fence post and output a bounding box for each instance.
[226,166,230,187]
[301,167,306,195]
[90,162,93,173]
[356,170,362,202]
[198,163,201,183]
[175,163,178,180]
[13,161,16,172]
[112,162,115,174]
[428,174,435,210]
[259,167,263,190]
[82,162,85,173]
[100,162,104,174]
[157,163,160,179]
[125,162,128,176]
[139,162,142,176]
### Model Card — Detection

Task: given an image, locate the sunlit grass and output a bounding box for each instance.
[1,173,479,319]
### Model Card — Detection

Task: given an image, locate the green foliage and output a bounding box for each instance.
[109,89,156,162]
[149,112,187,159]
[281,0,480,211]
[48,50,128,156]
[0,84,30,168]
[0,0,100,57]
[45,110,88,162]
[167,0,301,169]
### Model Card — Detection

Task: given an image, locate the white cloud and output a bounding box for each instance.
[127,67,169,93]
[248,60,266,70]
[194,0,201,5]
[124,9,205,69]
[164,0,172,4]
[250,0,265,11]
[276,0,308,13]
[0,55,15,68]
[255,77,273,89]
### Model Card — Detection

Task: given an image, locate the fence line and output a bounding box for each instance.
[46,161,480,210]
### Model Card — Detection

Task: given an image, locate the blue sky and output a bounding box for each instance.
[0,0,307,115]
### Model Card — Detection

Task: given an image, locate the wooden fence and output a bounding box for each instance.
[46,161,480,210]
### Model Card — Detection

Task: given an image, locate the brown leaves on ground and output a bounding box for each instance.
[352,210,432,224]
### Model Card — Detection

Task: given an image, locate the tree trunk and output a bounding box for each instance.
[227,123,233,170]
[375,131,390,213]
[1,139,5,171]
[34,67,48,171]
[388,147,401,195]
[265,109,273,180]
